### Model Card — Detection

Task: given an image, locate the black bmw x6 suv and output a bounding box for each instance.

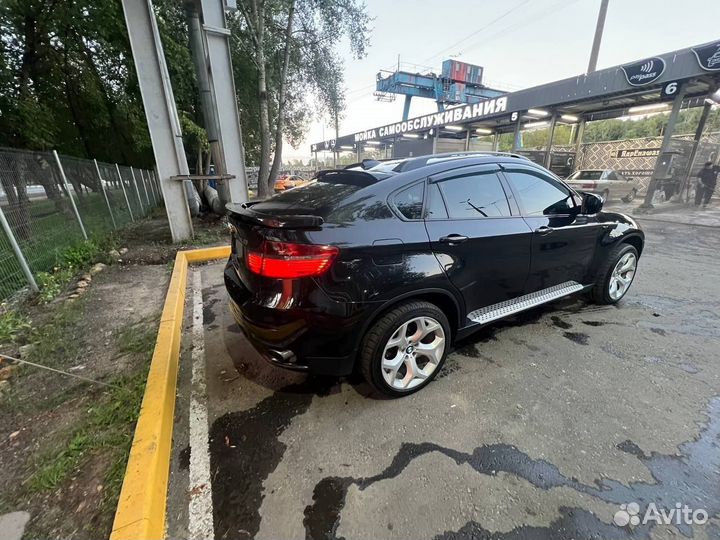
[225,152,644,396]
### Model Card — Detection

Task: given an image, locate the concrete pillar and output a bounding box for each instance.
[678,98,713,202]
[511,116,522,152]
[572,120,586,171]
[121,0,193,241]
[543,113,558,168]
[402,95,412,121]
[639,84,687,210]
[199,0,249,203]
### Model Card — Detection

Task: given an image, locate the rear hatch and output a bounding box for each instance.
[227,171,382,294]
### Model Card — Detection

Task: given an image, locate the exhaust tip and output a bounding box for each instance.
[268,348,298,365]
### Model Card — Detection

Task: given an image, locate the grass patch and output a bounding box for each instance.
[35,268,75,303]
[27,316,156,494]
[0,309,32,344]
[116,316,158,356]
[0,186,150,300]
[28,371,146,492]
[26,300,84,366]
[33,234,120,304]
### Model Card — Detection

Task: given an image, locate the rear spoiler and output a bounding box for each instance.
[343,158,382,170]
[226,202,324,229]
[315,169,378,187]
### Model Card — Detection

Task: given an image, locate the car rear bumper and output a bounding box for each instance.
[223,260,361,376]
[566,182,602,194]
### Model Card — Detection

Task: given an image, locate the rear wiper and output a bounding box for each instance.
[465,199,488,217]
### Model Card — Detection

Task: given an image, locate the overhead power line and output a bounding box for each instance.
[421,0,533,64]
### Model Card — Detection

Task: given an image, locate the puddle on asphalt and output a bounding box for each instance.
[551,316,572,329]
[206,285,719,539]
[563,331,590,345]
[209,378,337,540]
[302,397,720,539]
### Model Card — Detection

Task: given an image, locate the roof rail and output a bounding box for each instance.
[395,151,534,173]
[417,150,532,161]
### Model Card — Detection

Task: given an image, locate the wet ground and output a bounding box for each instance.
[166,217,720,540]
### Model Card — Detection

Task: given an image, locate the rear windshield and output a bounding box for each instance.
[568,170,603,180]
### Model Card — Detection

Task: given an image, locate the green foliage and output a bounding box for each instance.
[33,234,117,303]
[232,0,371,177]
[29,371,146,492]
[27,315,155,493]
[0,0,153,165]
[60,236,112,269]
[25,301,84,367]
[116,317,158,357]
[35,269,74,303]
[497,107,720,151]
[0,309,31,344]
[0,0,372,177]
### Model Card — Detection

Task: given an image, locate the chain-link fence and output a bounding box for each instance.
[0,147,163,300]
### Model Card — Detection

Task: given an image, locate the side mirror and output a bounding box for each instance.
[582,192,604,214]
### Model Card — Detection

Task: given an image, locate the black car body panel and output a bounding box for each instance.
[225,154,644,376]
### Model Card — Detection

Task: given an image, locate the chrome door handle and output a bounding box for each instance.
[535,226,554,235]
[439,234,469,244]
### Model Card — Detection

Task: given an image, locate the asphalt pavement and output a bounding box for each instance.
[166,216,720,540]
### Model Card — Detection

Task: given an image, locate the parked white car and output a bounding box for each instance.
[565,169,641,202]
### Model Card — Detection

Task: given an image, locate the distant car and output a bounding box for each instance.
[565,169,640,203]
[273,174,308,192]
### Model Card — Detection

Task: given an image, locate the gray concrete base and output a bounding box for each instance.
[0,512,30,540]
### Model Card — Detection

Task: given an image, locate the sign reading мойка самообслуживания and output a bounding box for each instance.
[352,96,509,143]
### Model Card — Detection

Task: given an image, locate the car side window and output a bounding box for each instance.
[425,182,448,219]
[606,171,618,180]
[393,182,424,220]
[435,171,511,219]
[504,169,575,216]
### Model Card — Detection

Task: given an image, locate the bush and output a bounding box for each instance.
[60,235,116,269]
[0,309,31,344]
[35,234,118,303]
[36,269,75,303]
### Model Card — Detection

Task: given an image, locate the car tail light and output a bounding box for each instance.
[246,240,339,278]
[581,182,597,189]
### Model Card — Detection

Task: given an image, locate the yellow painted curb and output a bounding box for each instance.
[110,245,231,540]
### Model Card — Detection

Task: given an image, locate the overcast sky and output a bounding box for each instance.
[282,0,720,160]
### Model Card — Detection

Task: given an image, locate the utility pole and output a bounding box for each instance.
[587,0,609,74]
[333,111,339,169]
[638,82,688,210]
[185,0,249,206]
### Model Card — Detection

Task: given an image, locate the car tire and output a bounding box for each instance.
[359,301,450,397]
[622,189,637,203]
[590,243,639,305]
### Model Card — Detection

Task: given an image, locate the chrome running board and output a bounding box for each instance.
[467,281,584,325]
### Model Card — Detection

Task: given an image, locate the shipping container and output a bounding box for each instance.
[441,59,484,85]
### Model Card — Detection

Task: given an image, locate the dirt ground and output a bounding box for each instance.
[0,215,229,539]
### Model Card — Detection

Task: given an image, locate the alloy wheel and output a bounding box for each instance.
[381,316,445,391]
[609,252,637,300]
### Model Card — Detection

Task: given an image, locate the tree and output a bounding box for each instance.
[235,0,370,198]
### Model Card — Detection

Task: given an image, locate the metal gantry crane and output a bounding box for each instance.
[375,59,506,120]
